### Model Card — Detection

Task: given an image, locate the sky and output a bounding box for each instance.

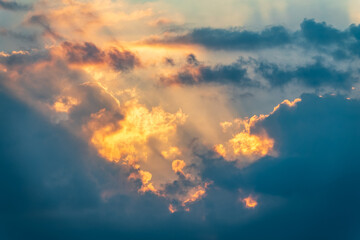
[1,0,360,239]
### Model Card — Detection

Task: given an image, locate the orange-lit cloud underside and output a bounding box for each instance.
[90,102,187,165]
[214,98,301,165]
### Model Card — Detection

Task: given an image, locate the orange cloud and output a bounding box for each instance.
[182,186,206,206]
[87,96,188,193]
[90,100,187,165]
[129,170,157,194]
[162,147,182,160]
[172,160,186,175]
[215,98,301,166]
[168,204,177,213]
[51,96,80,113]
[271,98,302,113]
[229,132,274,157]
[242,195,258,208]
[214,126,275,166]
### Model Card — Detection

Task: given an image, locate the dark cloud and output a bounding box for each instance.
[186,53,200,65]
[300,19,347,45]
[256,58,354,89]
[108,48,140,72]
[164,57,175,66]
[0,28,37,43]
[1,73,360,239]
[0,50,51,68]
[153,20,360,90]
[62,42,140,72]
[0,0,31,11]
[0,89,172,239]
[148,25,292,50]
[147,19,360,60]
[161,54,255,86]
[62,41,105,64]
[199,94,360,239]
[161,54,353,90]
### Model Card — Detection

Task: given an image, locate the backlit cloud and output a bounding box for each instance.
[1,0,360,239]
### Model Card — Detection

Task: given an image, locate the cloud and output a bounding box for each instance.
[28,14,63,40]
[160,54,255,87]
[0,28,37,44]
[160,54,354,90]
[62,41,105,64]
[1,85,360,239]
[0,89,177,239]
[108,48,141,72]
[62,41,140,72]
[146,19,360,60]
[200,94,360,239]
[1,2,360,239]
[0,0,31,11]
[148,25,292,50]
[300,19,347,45]
[256,58,354,89]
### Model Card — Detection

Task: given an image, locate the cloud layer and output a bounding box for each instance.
[1,1,360,239]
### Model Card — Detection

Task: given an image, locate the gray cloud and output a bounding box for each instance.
[199,94,360,240]
[147,19,360,61]
[160,54,354,90]
[0,0,31,11]
[161,54,255,87]
[62,42,141,72]
[2,92,359,240]
[148,25,292,50]
[255,58,354,89]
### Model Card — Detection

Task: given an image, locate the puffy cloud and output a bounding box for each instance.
[300,19,347,45]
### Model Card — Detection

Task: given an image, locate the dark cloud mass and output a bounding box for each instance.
[162,54,354,89]
[154,20,360,89]
[149,19,360,60]
[62,42,140,72]
[300,19,347,45]
[62,42,105,64]
[0,0,31,11]
[1,1,360,239]
[256,58,354,89]
[149,25,292,50]
[200,94,360,240]
[161,54,255,86]
[108,48,141,72]
[1,90,360,239]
